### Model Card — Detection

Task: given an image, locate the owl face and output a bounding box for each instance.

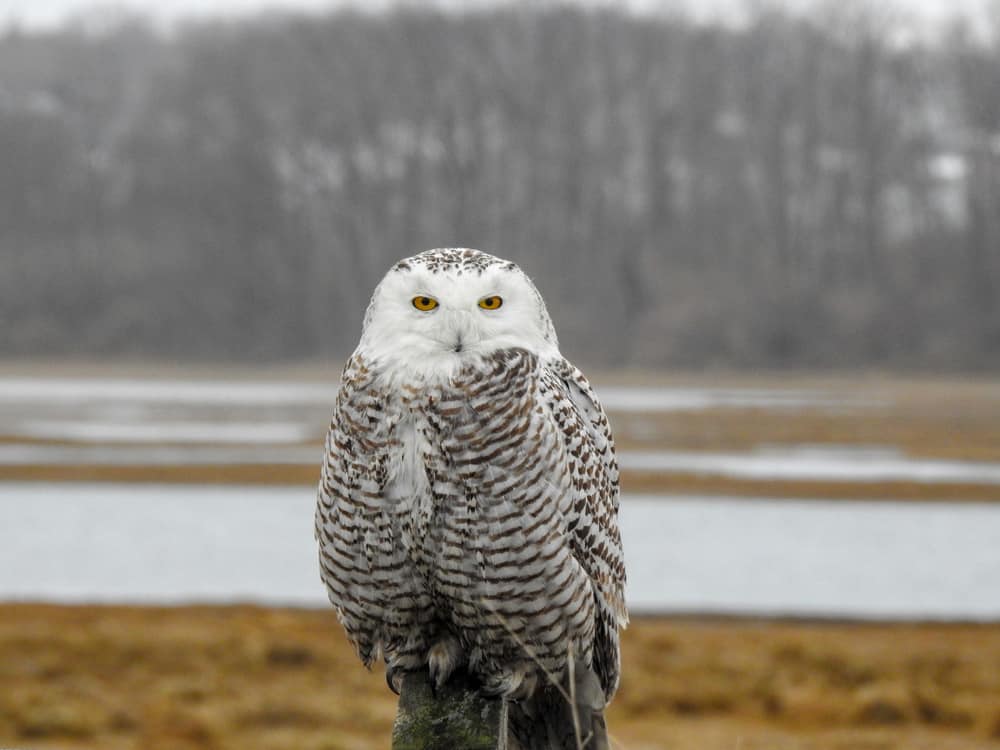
[359,248,559,380]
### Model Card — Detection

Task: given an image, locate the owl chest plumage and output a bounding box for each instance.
[317,346,624,698]
[382,352,569,590]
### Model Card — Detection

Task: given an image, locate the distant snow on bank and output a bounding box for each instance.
[620,446,1000,485]
[16,420,315,444]
[0,378,337,405]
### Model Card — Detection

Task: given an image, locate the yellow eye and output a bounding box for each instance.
[412,296,438,311]
[478,295,503,310]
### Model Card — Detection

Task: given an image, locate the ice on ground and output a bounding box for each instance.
[618,445,1000,485]
[0,444,318,465]
[0,378,337,405]
[17,420,315,444]
[595,386,882,413]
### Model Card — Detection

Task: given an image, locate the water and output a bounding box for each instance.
[2,483,997,620]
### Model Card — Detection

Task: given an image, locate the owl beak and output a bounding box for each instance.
[445,309,474,354]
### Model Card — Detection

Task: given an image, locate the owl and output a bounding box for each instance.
[315,248,627,749]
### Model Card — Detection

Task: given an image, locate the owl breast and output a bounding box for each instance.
[372,349,597,694]
[318,345,621,703]
[318,249,625,745]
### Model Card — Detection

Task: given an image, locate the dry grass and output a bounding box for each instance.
[613,399,1000,463]
[1,465,997,502]
[2,605,999,750]
[616,617,1000,749]
[0,463,317,486]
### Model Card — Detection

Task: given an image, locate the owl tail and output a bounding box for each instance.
[507,659,609,750]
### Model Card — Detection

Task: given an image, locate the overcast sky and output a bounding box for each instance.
[0,0,992,31]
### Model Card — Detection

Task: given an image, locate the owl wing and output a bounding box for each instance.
[544,356,628,697]
[315,355,427,669]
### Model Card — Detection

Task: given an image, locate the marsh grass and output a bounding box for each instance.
[2,605,1000,750]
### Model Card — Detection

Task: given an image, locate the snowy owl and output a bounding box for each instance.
[315,248,627,749]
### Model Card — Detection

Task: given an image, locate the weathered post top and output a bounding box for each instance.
[391,669,508,750]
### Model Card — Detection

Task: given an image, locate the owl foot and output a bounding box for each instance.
[427,634,464,692]
[385,664,404,695]
[482,662,538,701]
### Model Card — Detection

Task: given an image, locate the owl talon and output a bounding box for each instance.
[428,660,445,693]
[386,666,403,695]
[427,634,464,690]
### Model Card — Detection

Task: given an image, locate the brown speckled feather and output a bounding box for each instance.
[315,248,627,748]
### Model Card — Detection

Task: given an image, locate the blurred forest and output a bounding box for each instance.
[1,3,999,369]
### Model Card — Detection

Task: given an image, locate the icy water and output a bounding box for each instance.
[2,483,997,620]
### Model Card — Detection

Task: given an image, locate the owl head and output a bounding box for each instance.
[358,248,560,380]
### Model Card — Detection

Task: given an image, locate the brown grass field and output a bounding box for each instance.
[2,605,1000,750]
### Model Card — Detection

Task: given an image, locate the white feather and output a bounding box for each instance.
[357,249,561,387]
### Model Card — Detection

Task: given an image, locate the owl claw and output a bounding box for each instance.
[427,634,464,691]
[386,665,403,695]
[427,653,450,692]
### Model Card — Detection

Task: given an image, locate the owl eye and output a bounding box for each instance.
[478,295,503,310]
[412,296,438,311]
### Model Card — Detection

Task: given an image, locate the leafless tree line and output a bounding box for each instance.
[1,4,998,368]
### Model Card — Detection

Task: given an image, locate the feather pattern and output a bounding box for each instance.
[315,248,626,746]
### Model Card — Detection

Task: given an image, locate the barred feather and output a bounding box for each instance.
[315,248,627,746]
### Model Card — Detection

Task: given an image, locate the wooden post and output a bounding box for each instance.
[391,669,507,750]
